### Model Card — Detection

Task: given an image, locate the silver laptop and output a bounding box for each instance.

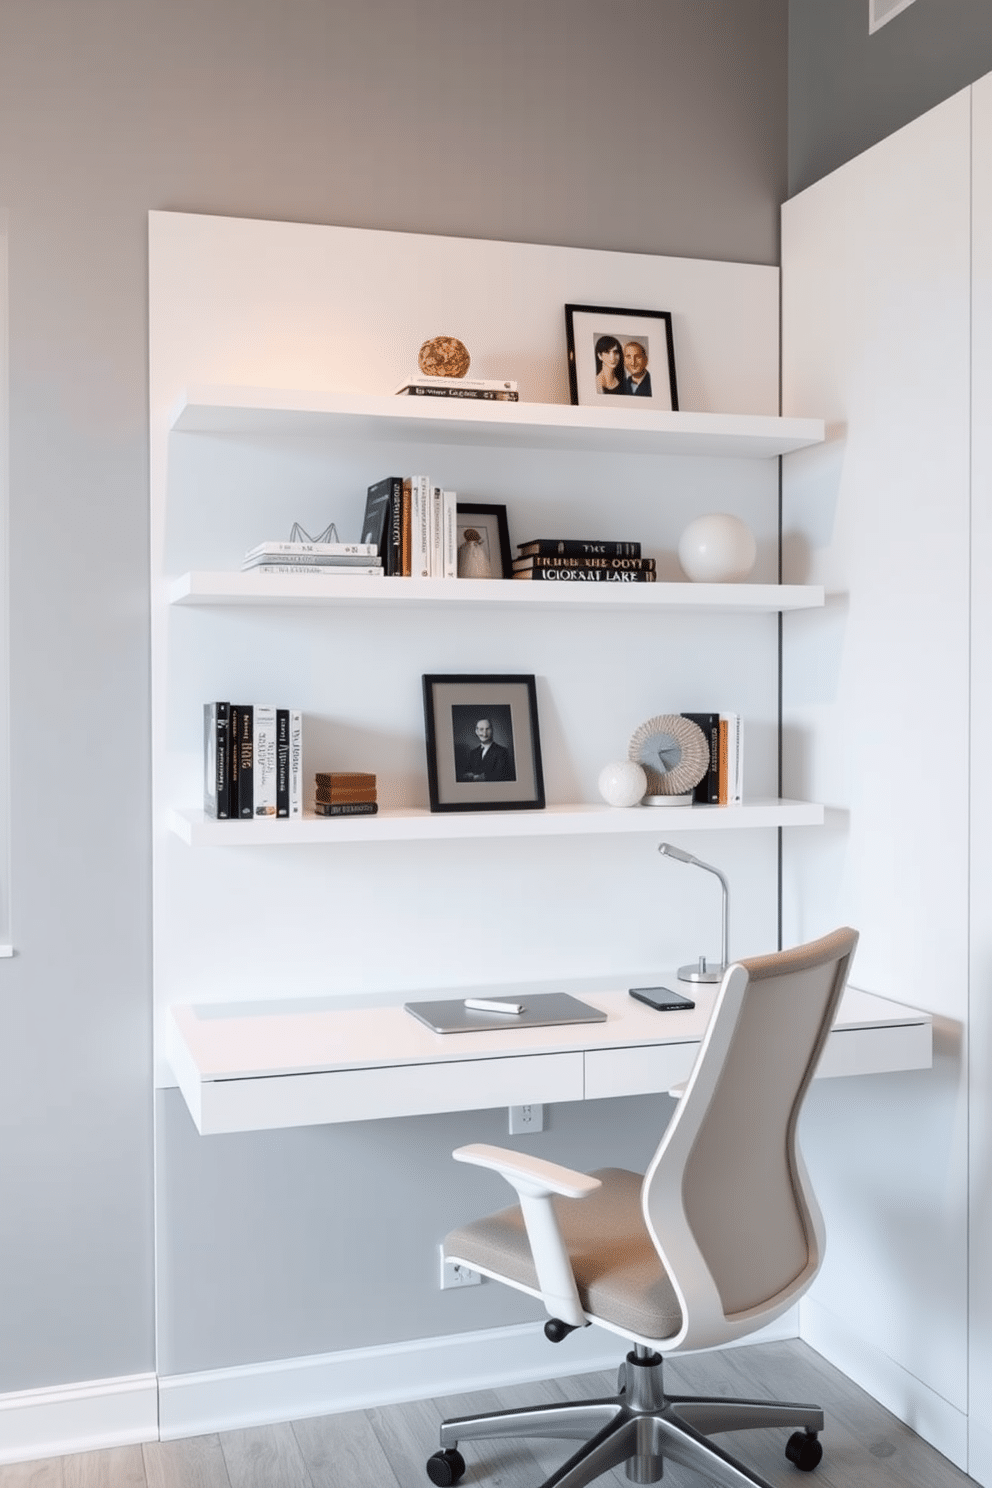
[404,992,607,1035]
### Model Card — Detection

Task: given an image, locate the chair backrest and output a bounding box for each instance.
[641,927,858,1353]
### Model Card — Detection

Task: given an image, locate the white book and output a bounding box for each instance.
[720,713,743,804]
[442,489,458,578]
[393,376,518,393]
[430,485,443,578]
[411,474,431,579]
[249,564,384,576]
[733,715,744,803]
[253,704,278,817]
[244,539,378,560]
[242,552,381,569]
[289,710,303,818]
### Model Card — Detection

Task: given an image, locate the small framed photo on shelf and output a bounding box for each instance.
[456,502,513,579]
[564,304,678,412]
[423,674,545,813]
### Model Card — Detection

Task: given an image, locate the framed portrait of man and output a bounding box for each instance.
[565,304,679,412]
[422,674,545,812]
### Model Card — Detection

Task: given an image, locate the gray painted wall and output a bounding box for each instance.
[788,0,992,195]
[0,0,787,1391]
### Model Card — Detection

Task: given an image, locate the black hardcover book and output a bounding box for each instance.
[276,707,290,817]
[513,567,655,583]
[362,476,402,572]
[517,539,641,559]
[233,703,254,818]
[682,713,720,805]
[314,801,379,817]
[513,555,656,573]
[203,702,231,819]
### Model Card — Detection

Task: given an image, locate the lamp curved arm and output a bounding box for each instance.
[658,842,730,971]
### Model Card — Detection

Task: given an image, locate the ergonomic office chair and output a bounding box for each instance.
[426,926,859,1488]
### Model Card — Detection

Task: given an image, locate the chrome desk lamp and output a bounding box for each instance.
[657,841,729,984]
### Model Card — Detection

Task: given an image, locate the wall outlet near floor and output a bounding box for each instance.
[509,1103,544,1134]
[439,1245,482,1290]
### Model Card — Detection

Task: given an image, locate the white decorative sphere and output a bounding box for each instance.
[678,513,757,583]
[598,760,648,808]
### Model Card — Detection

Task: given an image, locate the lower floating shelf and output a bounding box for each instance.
[169,800,824,846]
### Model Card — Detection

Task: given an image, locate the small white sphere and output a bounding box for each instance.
[678,513,757,583]
[598,760,648,808]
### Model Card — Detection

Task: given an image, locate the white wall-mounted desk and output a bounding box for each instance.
[167,982,933,1136]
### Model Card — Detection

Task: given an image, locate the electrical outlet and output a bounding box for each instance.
[509,1103,544,1134]
[439,1245,482,1290]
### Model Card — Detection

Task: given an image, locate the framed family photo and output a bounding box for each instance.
[565,304,679,412]
[422,674,545,812]
[456,502,513,580]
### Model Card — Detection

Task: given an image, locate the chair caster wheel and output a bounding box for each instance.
[426,1447,466,1485]
[785,1431,823,1471]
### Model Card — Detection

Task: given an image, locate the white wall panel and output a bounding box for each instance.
[969,69,992,1488]
[150,216,789,1372]
[781,88,972,1454]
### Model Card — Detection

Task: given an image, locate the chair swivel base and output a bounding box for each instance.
[425,1348,824,1488]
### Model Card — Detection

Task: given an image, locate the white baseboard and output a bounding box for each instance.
[0,1373,158,1465]
[969,1418,992,1488]
[159,1312,799,1441]
[159,1323,619,1439]
[0,1315,800,1462]
[799,1297,968,1471]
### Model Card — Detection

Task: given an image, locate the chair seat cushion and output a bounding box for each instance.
[445,1167,682,1340]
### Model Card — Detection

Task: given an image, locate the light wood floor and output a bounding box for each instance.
[0,1341,975,1488]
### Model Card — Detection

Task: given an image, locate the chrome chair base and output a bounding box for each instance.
[434,1348,824,1488]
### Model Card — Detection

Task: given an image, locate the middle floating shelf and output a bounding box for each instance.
[169,573,825,614]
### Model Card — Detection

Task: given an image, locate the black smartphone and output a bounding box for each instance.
[628,986,696,1012]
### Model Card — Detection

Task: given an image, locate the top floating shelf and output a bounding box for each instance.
[169,386,825,461]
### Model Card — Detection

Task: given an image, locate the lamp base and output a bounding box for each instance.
[677,959,725,984]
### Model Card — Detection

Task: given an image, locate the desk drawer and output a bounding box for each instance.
[818,1022,932,1079]
[585,1043,697,1102]
[196,1051,585,1134]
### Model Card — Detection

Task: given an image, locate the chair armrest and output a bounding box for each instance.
[453,1144,602,1199]
[451,1144,600,1327]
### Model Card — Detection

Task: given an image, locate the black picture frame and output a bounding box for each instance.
[564,304,679,412]
[423,674,545,813]
[455,502,513,580]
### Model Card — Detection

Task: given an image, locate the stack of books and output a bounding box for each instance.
[682,712,743,805]
[314,772,378,818]
[512,539,656,584]
[394,376,519,403]
[242,538,383,576]
[361,475,457,578]
[204,703,303,821]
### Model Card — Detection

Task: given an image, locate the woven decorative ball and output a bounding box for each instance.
[628,714,710,797]
[418,336,471,378]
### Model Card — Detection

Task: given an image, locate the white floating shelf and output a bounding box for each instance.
[170,385,825,460]
[169,572,824,613]
[169,800,825,847]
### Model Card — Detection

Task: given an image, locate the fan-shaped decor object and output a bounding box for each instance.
[418,336,471,378]
[628,714,709,803]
